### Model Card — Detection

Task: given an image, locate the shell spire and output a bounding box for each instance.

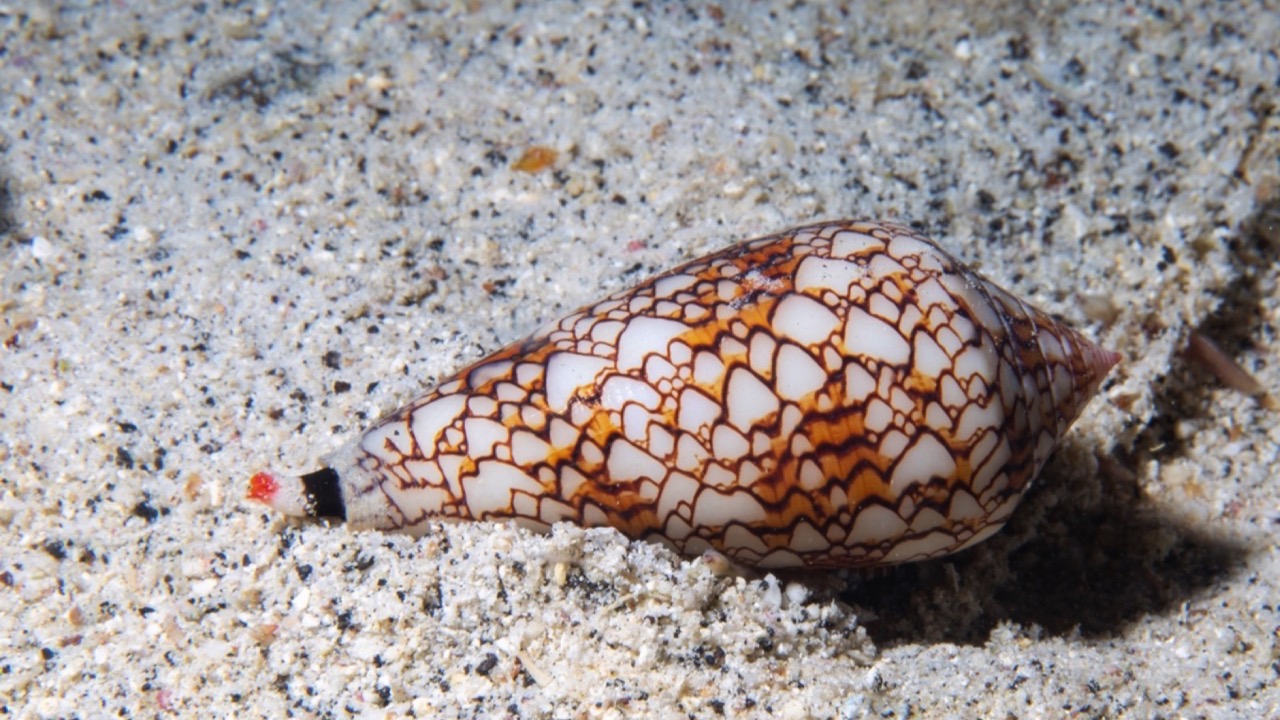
[249,220,1119,569]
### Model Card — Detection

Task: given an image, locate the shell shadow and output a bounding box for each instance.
[822,199,1276,645]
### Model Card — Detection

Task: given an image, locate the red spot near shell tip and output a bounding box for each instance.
[247,472,279,504]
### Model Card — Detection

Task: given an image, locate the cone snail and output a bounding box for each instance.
[249,220,1119,569]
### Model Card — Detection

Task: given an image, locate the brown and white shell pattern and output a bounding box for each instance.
[251,220,1119,569]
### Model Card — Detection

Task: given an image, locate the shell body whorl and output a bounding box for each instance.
[258,220,1119,569]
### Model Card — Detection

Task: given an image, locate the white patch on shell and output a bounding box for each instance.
[545,352,612,412]
[725,368,779,431]
[599,375,661,411]
[463,417,508,457]
[844,307,911,365]
[847,504,909,545]
[463,461,545,518]
[692,490,767,527]
[830,230,885,258]
[616,317,689,371]
[889,433,957,495]
[677,386,720,434]
[607,438,667,483]
[795,256,867,296]
[773,293,841,346]
[774,344,826,401]
[405,395,468,456]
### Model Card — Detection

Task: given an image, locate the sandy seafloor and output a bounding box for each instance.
[2,1,1278,717]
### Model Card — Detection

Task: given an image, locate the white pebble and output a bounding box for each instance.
[31,236,53,261]
[784,581,810,607]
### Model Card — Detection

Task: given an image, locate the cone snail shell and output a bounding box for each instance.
[249,220,1119,569]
